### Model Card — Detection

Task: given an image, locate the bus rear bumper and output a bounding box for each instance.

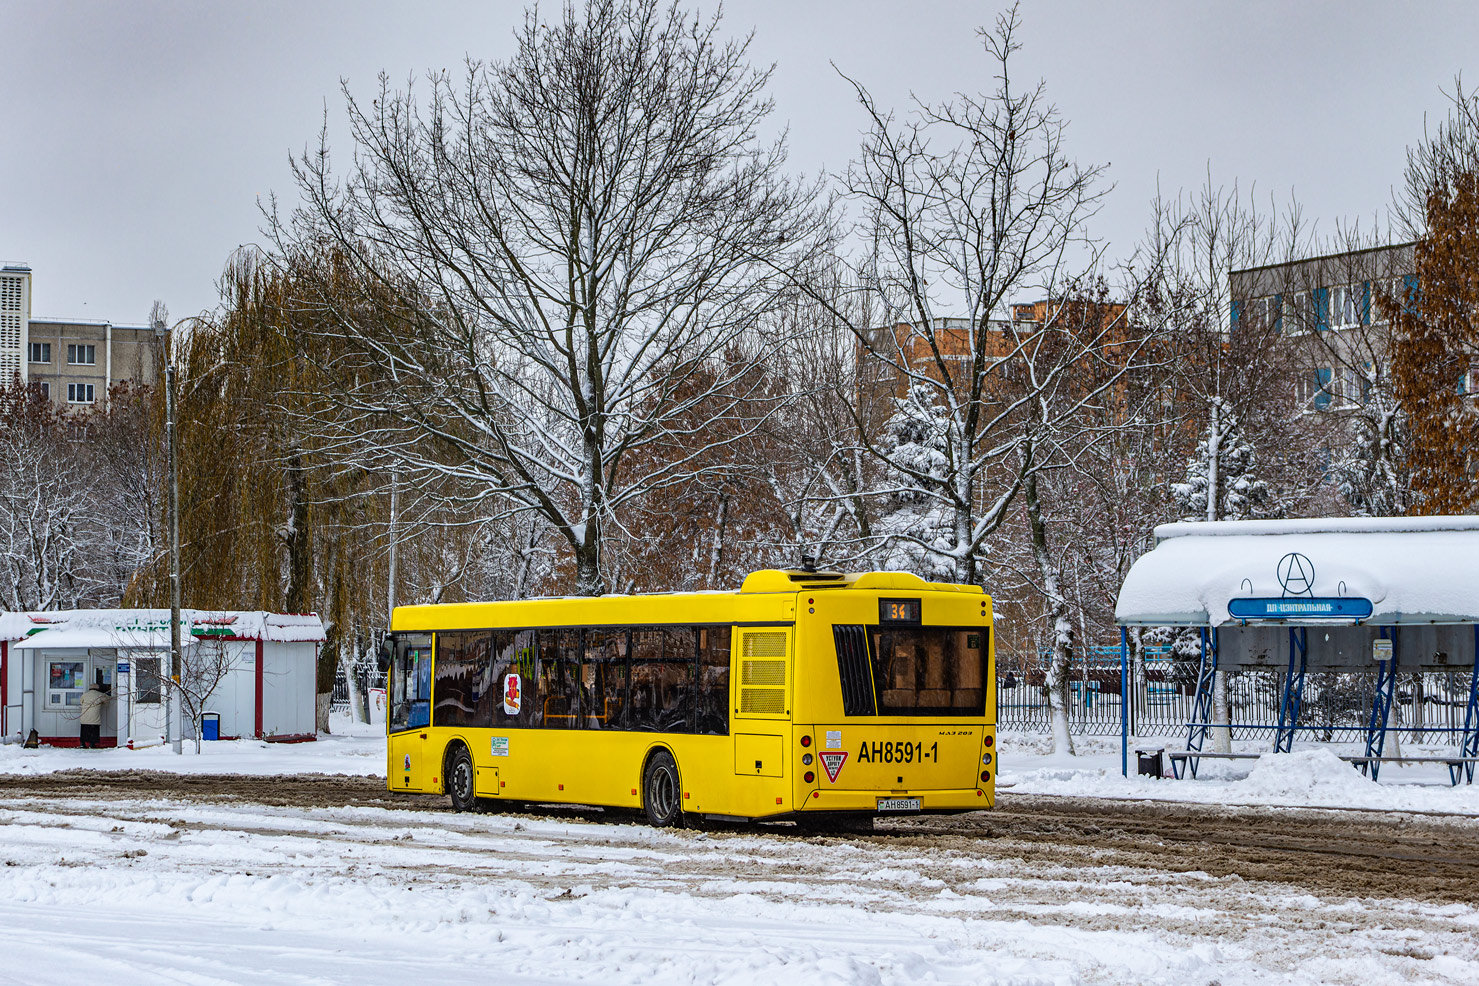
[794,787,993,812]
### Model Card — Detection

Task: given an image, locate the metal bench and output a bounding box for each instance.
[1163,750,1479,785]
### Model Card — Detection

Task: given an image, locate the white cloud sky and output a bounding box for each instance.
[1,0,1472,321]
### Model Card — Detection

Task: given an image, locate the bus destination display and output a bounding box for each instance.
[878,598,921,624]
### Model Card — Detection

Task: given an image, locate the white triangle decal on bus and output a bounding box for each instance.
[819,751,847,783]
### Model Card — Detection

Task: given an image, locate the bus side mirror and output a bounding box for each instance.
[378,638,394,673]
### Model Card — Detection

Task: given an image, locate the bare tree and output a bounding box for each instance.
[813,5,1161,590]
[1270,225,1416,517]
[1142,177,1328,752]
[0,382,155,611]
[165,638,238,754]
[271,0,819,595]
[801,7,1176,753]
[1396,75,1479,240]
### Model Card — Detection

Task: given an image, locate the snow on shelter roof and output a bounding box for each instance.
[1115,516,1479,627]
[0,609,325,645]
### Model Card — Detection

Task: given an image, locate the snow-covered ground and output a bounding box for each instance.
[999,732,1479,815]
[0,714,385,777]
[1,789,1476,985]
[6,718,1477,817]
[3,722,1478,984]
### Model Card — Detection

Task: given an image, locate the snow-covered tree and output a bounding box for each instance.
[1331,378,1412,518]
[272,0,820,596]
[1171,398,1277,523]
[0,381,155,612]
[874,386,957,579]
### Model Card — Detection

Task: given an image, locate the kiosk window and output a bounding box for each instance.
[45,660,87,710]
[136,657,162,704]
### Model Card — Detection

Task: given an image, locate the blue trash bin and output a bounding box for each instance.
[200,712,220,741]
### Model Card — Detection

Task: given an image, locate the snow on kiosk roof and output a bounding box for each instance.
[0,609,326,646]
[1115,516,1479,628]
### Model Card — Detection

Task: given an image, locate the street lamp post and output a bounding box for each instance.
[153,318,183,755]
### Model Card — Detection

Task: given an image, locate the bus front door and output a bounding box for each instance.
[388,637,434,792]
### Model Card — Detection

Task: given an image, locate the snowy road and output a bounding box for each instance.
[1,774,1477,984]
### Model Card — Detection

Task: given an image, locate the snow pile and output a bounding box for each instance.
[1236,748,1373,803]
[1001,736,1479,814]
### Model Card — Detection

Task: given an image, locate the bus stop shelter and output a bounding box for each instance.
[1114,517,1479,784]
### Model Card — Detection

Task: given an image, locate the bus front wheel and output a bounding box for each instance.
[446,745,476,813]
[642,750,683,828]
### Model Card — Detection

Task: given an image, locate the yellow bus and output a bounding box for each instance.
[384,569,995,828]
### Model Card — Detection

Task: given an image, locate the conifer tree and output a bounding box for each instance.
[1171,397,1276,522]
[874,385,956,579]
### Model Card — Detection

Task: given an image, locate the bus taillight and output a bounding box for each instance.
[800,735,812,747]
[984,735,994,747]
[981,770,991,782]
[804,771,815,783]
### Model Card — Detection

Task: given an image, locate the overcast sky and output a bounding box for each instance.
[3,0,1475,323]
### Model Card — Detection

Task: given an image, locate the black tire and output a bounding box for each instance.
[446,744,476,813]
[642,749,683,828]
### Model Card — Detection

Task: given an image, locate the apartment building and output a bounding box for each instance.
[1228,243,1429,411]
[0,263,163,409]
[0,262,31,382]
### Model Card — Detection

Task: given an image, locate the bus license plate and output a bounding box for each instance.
[876,797,921,812]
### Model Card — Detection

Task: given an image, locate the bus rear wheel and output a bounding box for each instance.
[642,750,683,828]
[446,745,476,813]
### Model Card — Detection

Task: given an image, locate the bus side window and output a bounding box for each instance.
[538,630,581,729]
[583,629,628,729]
[696,625,731,735]
[491,629,539,728]
[434,631,492,728]
[630,628,694,733]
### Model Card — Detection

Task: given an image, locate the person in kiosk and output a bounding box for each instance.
[79,674,112,749]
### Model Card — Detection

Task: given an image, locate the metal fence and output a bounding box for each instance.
[330,667,386,717]
[997,647,1478,742]
[335,650,1470,746]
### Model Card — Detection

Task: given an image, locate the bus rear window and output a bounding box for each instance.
[834,625,987,717]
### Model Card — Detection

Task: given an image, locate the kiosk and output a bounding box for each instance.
[1115,517,1479,784]
[1,609,324,747]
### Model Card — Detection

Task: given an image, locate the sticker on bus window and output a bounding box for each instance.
[819,751,847,783]
[825,730,842,750]
[503,673,522,716]
[491,736,510,757]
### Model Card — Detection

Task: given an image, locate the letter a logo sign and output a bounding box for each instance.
[819,751,847,783]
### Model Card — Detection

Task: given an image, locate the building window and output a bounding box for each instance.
[67,343,97,365]
[1283,293,1311,335]
[67,383,95,404]
[39,382,49,399]
[1329,285,1362,329]
[1295,369,1336,411]
[28,342,51,363]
